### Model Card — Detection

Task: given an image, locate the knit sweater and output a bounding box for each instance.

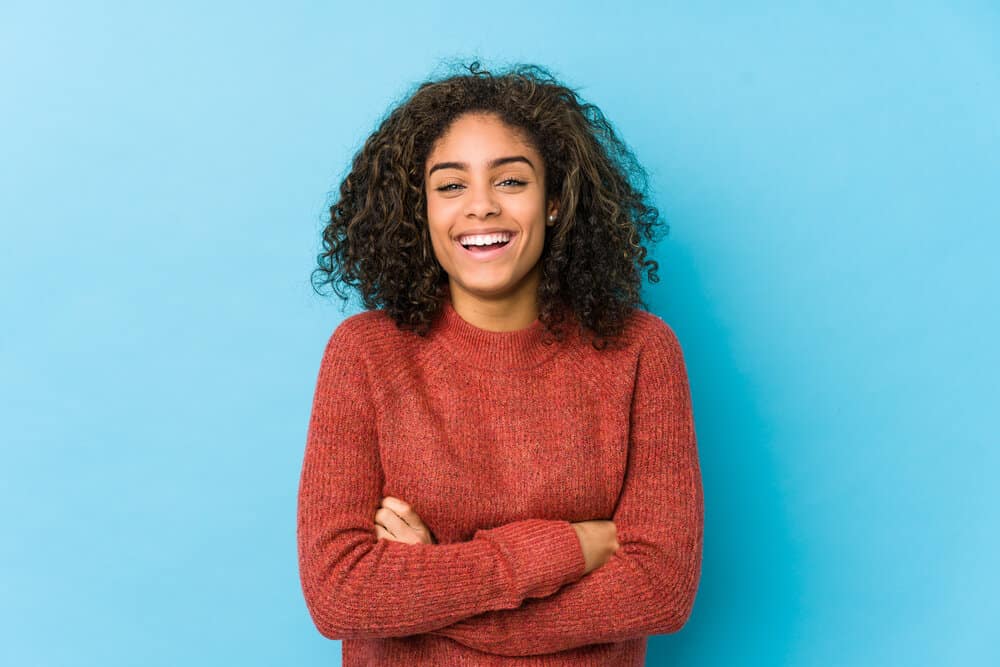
[296,295,704,666]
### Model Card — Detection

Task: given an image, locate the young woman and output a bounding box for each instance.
[297,62,704,666]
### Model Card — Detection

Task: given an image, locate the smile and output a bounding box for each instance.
[454,232,517,261]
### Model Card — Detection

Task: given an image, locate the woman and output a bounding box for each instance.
[297,62,703,666]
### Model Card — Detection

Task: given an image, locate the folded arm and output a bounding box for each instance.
[297,320,587,640]
[428,320,705,656]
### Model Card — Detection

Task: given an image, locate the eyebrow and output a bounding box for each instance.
[427,155,536,177]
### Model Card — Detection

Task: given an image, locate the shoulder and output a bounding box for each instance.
[564,307,684,366]
[323,308,424,365]
[565,308,685,386]
[615,308,690,383]
[621,308,684,356]
[328,308,397,343]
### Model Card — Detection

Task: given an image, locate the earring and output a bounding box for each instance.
[548,214,556,222]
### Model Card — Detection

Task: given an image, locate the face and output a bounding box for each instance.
[424,112,557,310]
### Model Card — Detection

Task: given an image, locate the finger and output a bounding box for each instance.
[375,507,417,542]
[381,496,411,520]
[373,515,397,539]
[381,497,422,531]
[380,497,435,544]
[376,507,432,545]
[375,524,396,541]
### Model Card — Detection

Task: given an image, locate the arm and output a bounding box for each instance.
[428,321,704,656]
[297,320,587,640]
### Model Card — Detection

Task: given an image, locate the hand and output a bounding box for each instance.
[374,496,437,545]
[571,520,620,575]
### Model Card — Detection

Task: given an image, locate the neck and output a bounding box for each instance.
[446,270,541,332]
[429,297,564,371]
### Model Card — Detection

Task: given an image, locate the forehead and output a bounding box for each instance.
[427,113,538,162]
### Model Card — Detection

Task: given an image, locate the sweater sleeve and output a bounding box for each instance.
[427,320,704,656]
[296,319,588,641]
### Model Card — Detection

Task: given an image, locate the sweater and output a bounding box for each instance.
[296,295,704,666]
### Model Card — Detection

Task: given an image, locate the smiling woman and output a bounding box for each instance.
[424,112,556,331]
[298,62,704,667]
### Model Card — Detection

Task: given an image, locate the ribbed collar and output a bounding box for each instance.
[429,297,566,371]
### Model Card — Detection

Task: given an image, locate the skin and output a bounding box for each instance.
[375,113,620,573]
[423,112,559,332]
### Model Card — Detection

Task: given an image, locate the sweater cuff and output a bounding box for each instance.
[475,519,587,605]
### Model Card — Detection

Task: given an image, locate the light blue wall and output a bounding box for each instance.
[2,2,996,665]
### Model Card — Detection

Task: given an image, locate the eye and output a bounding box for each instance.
[435,183,464,192]
[498,178,527,187]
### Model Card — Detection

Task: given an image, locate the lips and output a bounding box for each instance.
[454,232,517,261]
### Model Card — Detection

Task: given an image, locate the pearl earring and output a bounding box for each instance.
[548,214,556,222]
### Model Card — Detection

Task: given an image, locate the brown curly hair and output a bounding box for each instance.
[312,61,667,350]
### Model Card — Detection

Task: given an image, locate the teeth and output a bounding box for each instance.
[459,232,512,247]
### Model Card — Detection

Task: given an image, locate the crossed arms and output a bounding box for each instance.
[296,319,703,656]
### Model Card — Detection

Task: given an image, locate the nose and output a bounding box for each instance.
[464,180,500,219]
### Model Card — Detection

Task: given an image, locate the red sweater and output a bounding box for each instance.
[297,296,704,666]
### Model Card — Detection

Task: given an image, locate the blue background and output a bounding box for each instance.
[3,2,997,665]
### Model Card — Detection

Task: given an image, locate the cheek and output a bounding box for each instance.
[423,213,452,263]
[510,197,545,224]
[425,197,455,230]
[424,198,443,231]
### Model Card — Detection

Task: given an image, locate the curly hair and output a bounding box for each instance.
[312,61,667,350]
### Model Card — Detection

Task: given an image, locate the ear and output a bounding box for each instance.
[546,199,560,226]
